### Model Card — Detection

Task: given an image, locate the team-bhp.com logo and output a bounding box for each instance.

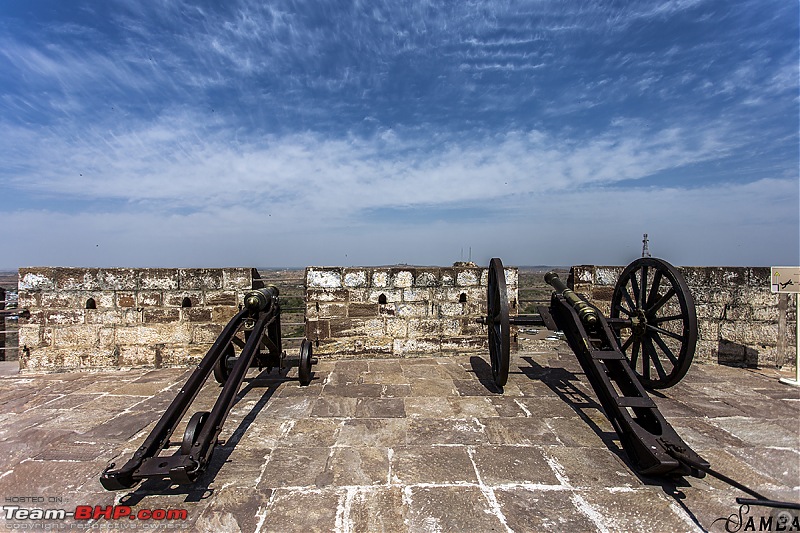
[2,504,188,522]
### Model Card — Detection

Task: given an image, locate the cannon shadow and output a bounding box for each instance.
[514,355,703,529]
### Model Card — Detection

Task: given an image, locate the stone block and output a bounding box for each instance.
[117,345,156,367]
[330,318,365,337]
[138,269,179,290]
[415,270,440,287]
[396,303,429,318]
[116,292,136,308]
[16,290,41,308]
[503,268,518,287]
[54,326,99,347]
[347,289,369,303]
[306,319,330,340]
[306,268,343,288]
[392,270,415,288]
[318,302,348,318]
[364,318,385,337]
[142,308,181,324]
[306,289,349,302]
[594,266,621,286]
[223,267,255,290]
[191,323,224,344]
[55,268,101,290]
[85,309,139,326]
[572,265,594,284]
[372,271,389,288]
[136,291,162,307]
[386,318,408,338]
[392,337,440,355]
[438,302,465,316]
[407,319,442,337]
[402,288,430,302]
[179,268,223,290]
[40,291,83,309]
[205,290,237,306]
[349,303,379,318]
[212,306,238,323]
[455,269,479,286]
[439,269,455,286]
[164,291,203,307]
[305,302,319,319]
[45,310,85,325]
[18,325,43,348]
[441,318,461,337]
[18,268,56,290]
[440,336,486,352]
[359,337,394,354]
[99,268,138,290]
[368,289,402,304]
[343,269,368,288]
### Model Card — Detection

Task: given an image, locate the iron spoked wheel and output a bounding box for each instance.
[610,258,697,389]
[487,257,510,388]
[181,411,210,455]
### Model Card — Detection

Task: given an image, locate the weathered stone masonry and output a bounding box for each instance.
[571,265,798,368]
[16,267,261,371]
[304,265,519,357]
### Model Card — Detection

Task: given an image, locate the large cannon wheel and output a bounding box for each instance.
[487,258,510,388]
[610,258,697,389]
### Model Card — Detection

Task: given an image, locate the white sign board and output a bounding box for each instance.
[771,267,800,294]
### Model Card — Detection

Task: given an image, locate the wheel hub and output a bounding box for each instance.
[631,309,648,338]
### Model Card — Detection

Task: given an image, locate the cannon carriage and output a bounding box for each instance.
[479,256,799,509]
[100,286,317,490]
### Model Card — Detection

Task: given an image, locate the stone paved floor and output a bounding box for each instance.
[0,343,798,532]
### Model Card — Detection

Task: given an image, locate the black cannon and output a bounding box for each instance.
[101,286,316,490]
[479,257,799,510]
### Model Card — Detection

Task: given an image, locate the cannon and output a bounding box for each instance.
[100,286,316,490]
[480,257,799,510]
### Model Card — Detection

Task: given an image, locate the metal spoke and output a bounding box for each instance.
[614,304,633,317]
[646,270,662,309]
[620,334,634,352]
[651,330,679,367]
[640,339,650,380]
[647,287,676,315]
[640,266,649,309]
[621,284,636,313]
[646,323,685,342]
[645,337,668,380]
[630,271,641,309]
[652,314,685,325]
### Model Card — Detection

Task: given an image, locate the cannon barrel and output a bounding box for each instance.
[544,271,599,330]
[244,286,279,314]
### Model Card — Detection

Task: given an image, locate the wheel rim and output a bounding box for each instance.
[487,258,510,388]
[610,258,697,389]
[213,343,236,385]
[298,339,312,386]
[181,411,210,455]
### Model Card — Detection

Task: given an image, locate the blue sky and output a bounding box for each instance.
[1,0,797,269]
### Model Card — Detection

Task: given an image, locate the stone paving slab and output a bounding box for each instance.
[0,346,797,532]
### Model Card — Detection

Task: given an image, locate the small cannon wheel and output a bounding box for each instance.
[213,344,236,385]
[298,339,313,386]
[181,411,210,455]
[487,258,510,388]
[610,258,697,389]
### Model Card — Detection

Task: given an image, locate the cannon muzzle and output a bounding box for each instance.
[244,286,279,314]
[544,271,599,330]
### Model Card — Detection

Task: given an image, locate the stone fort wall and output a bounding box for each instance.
[571,265,798,368]
[11,264,796,372]
[16,267,261,371]
[304,265,519,357]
